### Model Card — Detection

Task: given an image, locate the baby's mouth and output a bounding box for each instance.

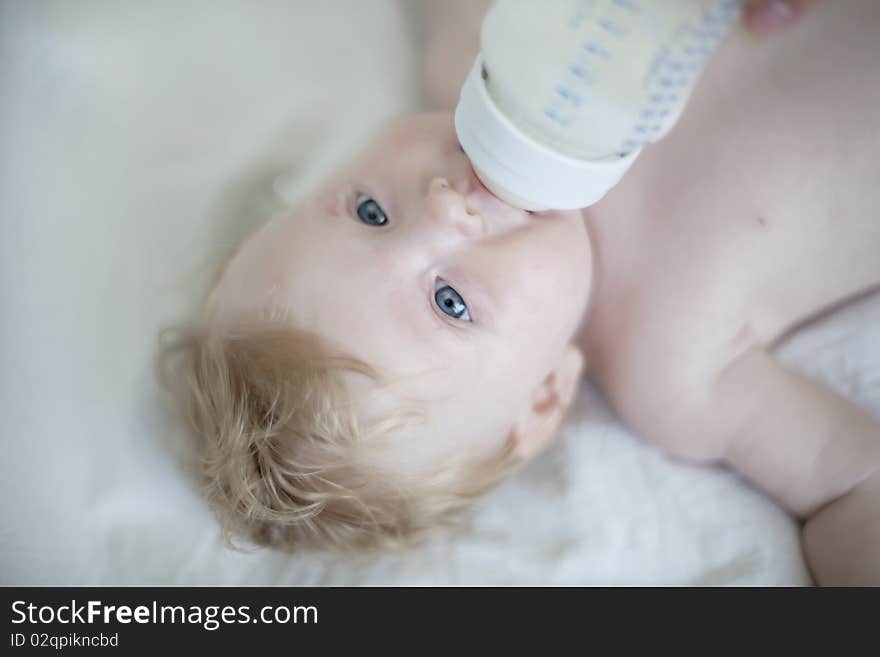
[464,162,532,228]
[452,138,536,224]
[456,142,538,218]
[467,162,494,196]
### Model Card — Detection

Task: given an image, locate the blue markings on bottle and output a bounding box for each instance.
[569,64,593,83]
[583,41,611,59]
[599,19,625,36]
[623,0,739,151]
[613,0,638,11]
[543,0,736,157]
[556,85,584,106]
[544,107,571,126]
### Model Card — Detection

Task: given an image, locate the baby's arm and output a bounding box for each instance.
[714,346,880,585]
[423,0,491,109]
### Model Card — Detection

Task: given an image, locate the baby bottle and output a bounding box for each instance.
[454,0,742,210]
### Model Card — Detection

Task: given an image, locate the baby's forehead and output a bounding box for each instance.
[356,113,449,157]
[337,342,463,419]
[339,364,500,476]
[379,113,442,140]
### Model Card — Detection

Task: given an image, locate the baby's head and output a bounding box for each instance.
[163,113,594,551]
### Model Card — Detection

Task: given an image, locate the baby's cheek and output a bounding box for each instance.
[480,335,548,415]
[522,264,588,337]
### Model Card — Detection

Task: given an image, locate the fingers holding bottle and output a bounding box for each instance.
[743,0,815,35]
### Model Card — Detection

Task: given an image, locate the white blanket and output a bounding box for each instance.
[2,0,876,586]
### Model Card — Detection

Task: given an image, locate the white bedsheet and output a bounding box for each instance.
[2,0,876,586]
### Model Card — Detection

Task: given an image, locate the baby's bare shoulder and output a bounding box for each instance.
[581,270,756,463]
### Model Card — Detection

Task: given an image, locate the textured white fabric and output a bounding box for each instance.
[2,0,875,586]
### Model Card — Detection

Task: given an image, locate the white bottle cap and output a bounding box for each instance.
[454,56,642,211]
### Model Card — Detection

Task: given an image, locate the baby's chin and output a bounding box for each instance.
[552,207,588,225]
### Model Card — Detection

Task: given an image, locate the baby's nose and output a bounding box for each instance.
[425,177,485,238]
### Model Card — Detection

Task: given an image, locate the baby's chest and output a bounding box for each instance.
[582,10,880,421]
[597,10,880,348]
[586,154,880,420]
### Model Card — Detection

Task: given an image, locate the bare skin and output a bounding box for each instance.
[427,0,880,585]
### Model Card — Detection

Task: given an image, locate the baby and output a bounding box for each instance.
[160,0,879,584]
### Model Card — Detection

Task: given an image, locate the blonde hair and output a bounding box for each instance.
[158,321,519,552]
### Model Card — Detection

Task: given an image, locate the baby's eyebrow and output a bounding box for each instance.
[320,188,347,218]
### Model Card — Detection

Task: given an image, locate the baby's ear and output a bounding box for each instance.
[509,345,584,461]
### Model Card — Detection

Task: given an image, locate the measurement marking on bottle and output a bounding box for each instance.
[543,107,572,127]
[569,64,594,83]
[599,19,626,36]
[612,0,639,13]
[583,41,612,59]
[556,85,584,107]
[617,0,739,155]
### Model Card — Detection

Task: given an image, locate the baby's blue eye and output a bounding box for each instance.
[434,282,471,322]
[355,194,388,226]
